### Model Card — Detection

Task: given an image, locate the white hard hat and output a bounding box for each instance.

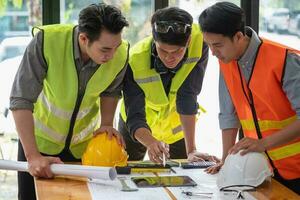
[217,152,273,190]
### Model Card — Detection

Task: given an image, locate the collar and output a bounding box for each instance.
[238,26,261,67]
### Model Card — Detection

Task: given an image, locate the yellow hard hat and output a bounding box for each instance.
[82,133,128,167]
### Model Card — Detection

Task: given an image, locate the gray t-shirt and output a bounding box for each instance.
[219,27,300,130]
[10,26,127,111]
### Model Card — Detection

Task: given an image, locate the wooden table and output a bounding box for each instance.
[35,176,91,200]
[35,175,299,200]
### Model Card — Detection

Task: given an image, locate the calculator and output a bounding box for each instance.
[181,161,216,169]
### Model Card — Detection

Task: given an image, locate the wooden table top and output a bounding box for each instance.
[35,175,299,200]
[35,176,91,200]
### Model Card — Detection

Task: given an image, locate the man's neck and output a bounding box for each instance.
[238,35,251,60]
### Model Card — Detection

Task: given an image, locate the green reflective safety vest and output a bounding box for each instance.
[121,24,203,144]
[33,24,129,158]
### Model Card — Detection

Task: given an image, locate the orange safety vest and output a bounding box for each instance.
[220,39,300,180]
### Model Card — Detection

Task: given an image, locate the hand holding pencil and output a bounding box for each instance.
[146,140,169,164]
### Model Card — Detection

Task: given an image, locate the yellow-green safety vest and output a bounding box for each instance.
[33,24,129,158]
[121,24,203,144]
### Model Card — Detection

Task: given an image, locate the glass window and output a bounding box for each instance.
[0,2,42,200]
[169,0,240,157]
[60,0,153,45]
[0,1,42,132]
[259,0,300,49]
[169,0,240,22]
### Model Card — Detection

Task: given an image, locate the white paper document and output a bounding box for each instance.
[0,159,116,180]
[87,168,256,200]
[88,173,171,200]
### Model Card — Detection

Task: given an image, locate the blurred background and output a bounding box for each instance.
[0,0,300,199]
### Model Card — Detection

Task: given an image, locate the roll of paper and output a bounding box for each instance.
[0,159,117,180]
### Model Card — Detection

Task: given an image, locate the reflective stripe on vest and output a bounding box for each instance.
[71,116,99,144]
[39,91,93,120]
[135,76,160,84]
[172,125,182,135]
[34,118,67,143]
[240,116,297,132]
[35,116,98,145]
[268,141,300,160]
[184,57,200,64]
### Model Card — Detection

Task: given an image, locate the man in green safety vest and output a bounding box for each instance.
[119,7,219,164]
[10,3,129,200]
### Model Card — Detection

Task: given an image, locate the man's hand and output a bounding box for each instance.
[147,141,169,164]
[187,151,220,162]
[27,154,63,178]
[205,161,223,174]
[94,126,126,147]
[228,137,266,156]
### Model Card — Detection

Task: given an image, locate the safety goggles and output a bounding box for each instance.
[154,21,191,34]
[220,185,256,199]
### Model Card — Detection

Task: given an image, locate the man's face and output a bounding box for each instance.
[155,41,187,68]
[82,29,122,64]
[203,32,241,64]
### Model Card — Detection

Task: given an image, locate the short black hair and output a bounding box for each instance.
[198,2,245,38]
[78,3,129,42]
[151,7,193,46]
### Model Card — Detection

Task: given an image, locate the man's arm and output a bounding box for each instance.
[222,128,238,160]
[95,96,125,146]
[123,66,168,163]
[205,71,241,174]
[229,121,300,155]
[100,96,119,127]
[176,42,216,161]
[179,114,196,155]
[205,128,238,174]
[122,66,150,138]
[96,59,128,145]
[10,31,62,178]
[134,127,169,163]
[12,110,62,177]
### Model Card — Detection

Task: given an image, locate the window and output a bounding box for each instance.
[60,0,154,45]
[0,1,42,133]
[259,0,300,49]
[0,2,42,200]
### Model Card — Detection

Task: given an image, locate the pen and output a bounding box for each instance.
[170,168,176,174]
[162,152,166,167]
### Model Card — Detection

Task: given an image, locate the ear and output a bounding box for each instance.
[235,31,244,42]
[79,33,89,45]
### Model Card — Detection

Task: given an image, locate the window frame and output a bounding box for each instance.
[42,0,259,33]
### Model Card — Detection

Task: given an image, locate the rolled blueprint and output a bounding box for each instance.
[0,159,117,180]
